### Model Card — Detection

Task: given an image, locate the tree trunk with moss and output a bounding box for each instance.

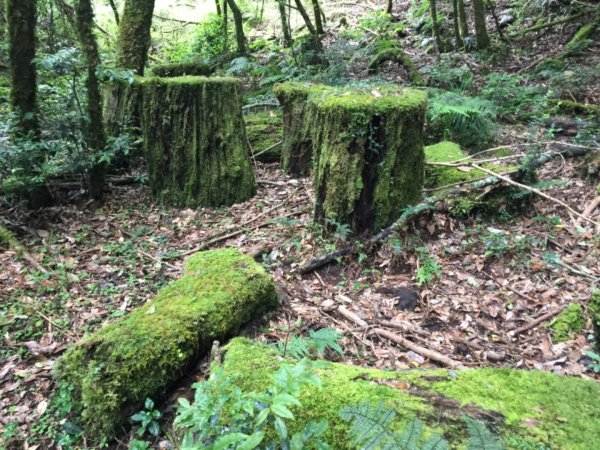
[310,0,325,35]
[472,0,490,49]
[142,77,256,207]
[273,82,323,176]
[225,0,247,56]
[277,0,292,47]
[429,0,443,53]
[312,88,427,234]
[101,79,143,144]
[6,0,38,138]
[55,249,278,442]
[116,0,155,75]
[294,0,323,53]
[452,0,463,49]
[75,0,106,199]
[457,0,469,41]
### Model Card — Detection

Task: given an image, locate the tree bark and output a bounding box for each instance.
[387,0,393,15]
[6,0,38,138]
[75,0,106,199]
[452,0,463,49]
[116,0,155,75]
[310,0,325,35]
[457,0,469,40]
[225,0,247,56]
[277,0,292,47]
[472,0,490,49]
[429,0,443,53]
[108,0,120,24]
[215,0,222,16]
[294,0,322,52]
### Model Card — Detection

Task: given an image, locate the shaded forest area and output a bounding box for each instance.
[1,0,600,449]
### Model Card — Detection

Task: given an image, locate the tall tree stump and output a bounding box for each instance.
[311,88,427,233]
[273,82,326,176]
[101,79,143,139]
[142,77,256,207]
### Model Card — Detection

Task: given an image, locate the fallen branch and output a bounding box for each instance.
[243,102,280,111]
[372,328,466,370]
[508,307,566,337]
[518,13,584,35]
[0,225,51,275]
[253,141,283,158]
[578,196,600,224]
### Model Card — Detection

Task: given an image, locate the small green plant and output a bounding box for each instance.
[585,351,600,373]
[415,246,441,286]
[277,327,344,359]
[174,360,330,449]
[326,217,352,242]
[131,398,161,438]
[341,401,504,449]
[129,439,151,450]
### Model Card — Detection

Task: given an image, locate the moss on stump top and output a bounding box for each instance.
[222,338,600,449]
[55,249,278,442]
[150,61,212,78]
[313,86,427,113]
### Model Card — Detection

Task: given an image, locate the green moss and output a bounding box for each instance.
[367,41,424,85]
[547,99,599,116]
[116,0,155,74]
[55,249,278,442]
[244,111,283,163]
[425,142,484,189]
[222,338,600,449]
[142,77,256,207]
[549,303,584,342]
[150,62,212,77]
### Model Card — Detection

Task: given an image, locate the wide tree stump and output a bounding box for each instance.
[142,76,256,207]
[311,87,427,233]
[273,82,327,176]
[101,78,143,139]
[55,248,278,441]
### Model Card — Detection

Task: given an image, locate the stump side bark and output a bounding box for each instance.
[311,88,427,233]
[101,79,143,139]
[55,248,278,441]
[142,76,256,207]
[273,82,328,176]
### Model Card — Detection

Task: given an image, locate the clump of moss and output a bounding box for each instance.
[424,141,488,189]
[367,40,423,85]
[221,338,600,449]
[55,249,278,442]
[244,110,283,163]
[549,303,585,342]
[150,61,212,77]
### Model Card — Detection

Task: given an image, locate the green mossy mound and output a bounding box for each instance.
[55,249,278,441]
[273,82,328,176]
[311,86,427,233]
[244,110,283,163]
[549,303,585,342]
[150,62,213,77]
[142,76,256,207]
[222,338,600,449]
[367,40,424,85]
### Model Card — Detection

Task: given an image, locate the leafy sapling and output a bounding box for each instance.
[131,398,161,437]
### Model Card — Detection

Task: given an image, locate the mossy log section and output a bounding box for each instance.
[222,338,600,449]
[273,82,327,176]
[312,87,427,233]
[55,249,278,441]
[367,44,424,85]
[101,79,143,138]
[142,76,256,207]
[150,62,213,77]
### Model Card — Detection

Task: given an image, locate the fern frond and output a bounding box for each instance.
[397,418,424,450]
[465,417,504,450]
[422,434,450,450]
[340,401,398,450]
[308,328,344,357]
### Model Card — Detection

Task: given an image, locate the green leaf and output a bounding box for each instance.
[255,407,270,426]
[144,398,154,410]
[131,412,145,422]
[274,416,288,441]
[212,432,250,450]
[238,432,265,450]
[423,434,450,450]
[272,403,295,420]
[148,421,160,437]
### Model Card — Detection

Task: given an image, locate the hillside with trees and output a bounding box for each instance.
[1,0,599,448]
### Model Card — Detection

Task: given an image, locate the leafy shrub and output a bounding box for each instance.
[427,89,497,150]
[174,360,330,450]
[480,73,548,120]
[425,63,473,92]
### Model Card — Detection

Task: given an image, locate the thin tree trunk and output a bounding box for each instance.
[277,0,292,47]
[310,0,324,34]
[75,0,106,199]
[472,0,490,49]
[387,0,393,15]
[215,0,222,16]
[457,0,469,40]
[108,0,120,24]
[6,0,38,138]
[116,0,155,75]
[429,0,443,53]
[294,0,322,52]
[452,0,463,49]
[225,0,246,56]
[223,0,229,53]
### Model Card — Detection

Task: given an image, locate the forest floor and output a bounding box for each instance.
[2,0,600,448]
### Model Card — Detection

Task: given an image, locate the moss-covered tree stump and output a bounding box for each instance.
[273,82,326,176]
[101,79,143,139]
[150,62,212,77]
[142,77,256,207]
[311,87,427,233]
[222,338,600,449]
[55,249,278,441]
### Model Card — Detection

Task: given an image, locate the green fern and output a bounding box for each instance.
[276,327,344,359]
[341,401,504,450]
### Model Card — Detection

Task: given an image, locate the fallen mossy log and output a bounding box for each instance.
[312,86,427,233]
[55,248,278,441]
[220,338,600,449]
[142,76,256,207]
